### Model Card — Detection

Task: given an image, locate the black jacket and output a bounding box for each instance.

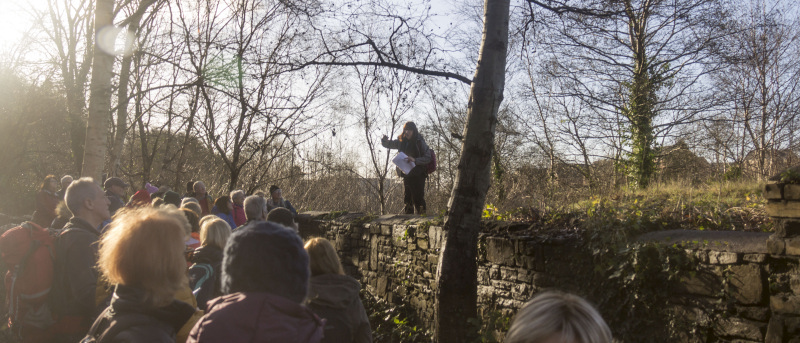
[51,217,102,318]
[83,284,196,343]
[189,245,224,297]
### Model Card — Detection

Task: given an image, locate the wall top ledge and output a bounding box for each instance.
[637,230,770,254]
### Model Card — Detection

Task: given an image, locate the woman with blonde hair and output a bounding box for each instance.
[188,217,231,311]
[505,291,612,343]
[304,238,372,343]
[82,206,196,342]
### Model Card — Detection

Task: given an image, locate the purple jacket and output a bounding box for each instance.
[188,292,324,343]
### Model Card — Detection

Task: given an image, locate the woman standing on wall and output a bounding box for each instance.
[381,121,432,215]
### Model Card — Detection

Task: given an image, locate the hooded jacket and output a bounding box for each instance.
[307,274,372,343]
[188,292,324,343]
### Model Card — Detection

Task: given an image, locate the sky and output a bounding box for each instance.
[0,0,47,48]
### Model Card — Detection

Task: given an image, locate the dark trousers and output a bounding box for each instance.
[403,173,426,214]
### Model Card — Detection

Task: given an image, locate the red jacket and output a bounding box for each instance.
[188,292,323,343]
[232,203,246,227]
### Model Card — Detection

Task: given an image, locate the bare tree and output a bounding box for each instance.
[709,0,800,179]
[39,0,95,172]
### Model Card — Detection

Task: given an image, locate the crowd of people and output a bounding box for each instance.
[15,174,613,343]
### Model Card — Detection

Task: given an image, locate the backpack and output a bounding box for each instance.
[0,222,57,335]
[309,304,354,343]
[416,141,437,174]
[188,263,215,311]
[81,309,153,343]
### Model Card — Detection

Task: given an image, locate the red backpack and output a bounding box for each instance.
[417,141,437,174]
[426,149,437,174]
[0,222,56,335]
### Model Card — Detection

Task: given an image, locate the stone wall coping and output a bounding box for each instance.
[637,230,771,253]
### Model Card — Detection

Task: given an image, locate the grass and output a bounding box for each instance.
[486,179,770,233]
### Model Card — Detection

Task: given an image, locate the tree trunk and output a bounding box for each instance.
[81,0,116,181]
[434,1,509,342]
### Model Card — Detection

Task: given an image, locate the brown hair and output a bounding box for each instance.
[214,196,232,215]
[180,208,200,234]
[200,217,231,250]
[40,174,58,190]
[304,237,344,277]
[397,121,419,142]
[97,206,188,307]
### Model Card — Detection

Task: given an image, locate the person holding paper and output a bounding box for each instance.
[381,121,433,215]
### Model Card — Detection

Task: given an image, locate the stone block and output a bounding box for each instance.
[765,315,784,343]
[381,225,391,236]
[765,183,785,200]
[677,268,723,297]
[713,317,765,341]
[489,266,500,279]
[376,276,387,297]
[792,275,800,295]
[743,254,767,263]
[787,238,800,255]
[486,237,515,265]
[767,236,786,255]
[727,264,765,305]
[775,219,800,238]
[417,238,429,251]
[696,250,709,263]
[787,185,800,200]
[709,251,739,264]
[766,201,800,218]
[735,306,769,321]
[771,295,800,314]
[785,316,800,334]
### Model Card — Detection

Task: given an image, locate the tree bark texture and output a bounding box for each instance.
[81,0,115,181]
[108,0,155,177]
[434,1,510,342]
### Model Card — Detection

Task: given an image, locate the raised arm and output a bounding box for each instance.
[381,135,400,150]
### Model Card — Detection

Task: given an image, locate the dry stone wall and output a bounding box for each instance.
[298,209,800,342]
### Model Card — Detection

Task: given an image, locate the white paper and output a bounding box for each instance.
[392,152,416,174]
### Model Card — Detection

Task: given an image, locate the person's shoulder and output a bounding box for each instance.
[111,316,175,343]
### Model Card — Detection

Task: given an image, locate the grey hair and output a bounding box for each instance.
[505,291,612,343]
[230,189,245,201]
[181,197,199,206]
[60,175,74,185]
[243,195,266,221]
[65,177,99,215]
[193,181,206,192]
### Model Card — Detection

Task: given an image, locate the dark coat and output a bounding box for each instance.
[307,274,372,343]
[83,284,196,343]
[51,217,102,319]
[105,190,125,216]
[189,245,224,299]
[380,135,432,178]
[266,199,297,217]
[188,292,324,343]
